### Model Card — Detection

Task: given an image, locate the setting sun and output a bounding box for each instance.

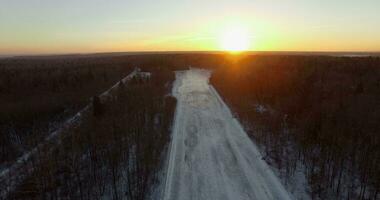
[219,25,251,53]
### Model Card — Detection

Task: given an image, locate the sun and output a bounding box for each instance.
[219,25,250,53]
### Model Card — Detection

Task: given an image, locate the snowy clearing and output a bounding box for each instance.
[163,69,292,200]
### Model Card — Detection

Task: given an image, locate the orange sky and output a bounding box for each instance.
[1,0,379,55]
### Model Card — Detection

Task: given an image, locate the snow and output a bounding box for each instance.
[255,104,268,114]
[283,165,311,200]
[163,69,293,200]
[137,71,151,78]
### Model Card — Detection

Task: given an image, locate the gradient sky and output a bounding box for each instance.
[1,0,379,55]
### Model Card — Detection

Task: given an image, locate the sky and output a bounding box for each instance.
[0,0,379,55]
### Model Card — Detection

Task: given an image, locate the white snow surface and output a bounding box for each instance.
[163,69,293,200]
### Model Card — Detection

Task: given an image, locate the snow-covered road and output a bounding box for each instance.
[163,69,292,200]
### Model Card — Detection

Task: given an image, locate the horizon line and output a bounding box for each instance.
[1,50,380,59]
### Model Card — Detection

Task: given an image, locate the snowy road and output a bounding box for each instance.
[163,69,292,200]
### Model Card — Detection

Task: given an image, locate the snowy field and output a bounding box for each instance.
[163,69,292,200]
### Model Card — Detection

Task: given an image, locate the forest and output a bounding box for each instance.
[1,53,380,199]
[211,55,380,199]
[2,61,176,199]
[0,56,133,166]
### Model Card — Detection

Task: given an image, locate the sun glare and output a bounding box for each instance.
[219,25,250,53]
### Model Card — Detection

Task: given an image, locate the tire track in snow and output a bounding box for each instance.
[163,69,293,200]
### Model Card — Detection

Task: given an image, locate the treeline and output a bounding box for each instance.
[211,55,380,199]
[7,67,176,199]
